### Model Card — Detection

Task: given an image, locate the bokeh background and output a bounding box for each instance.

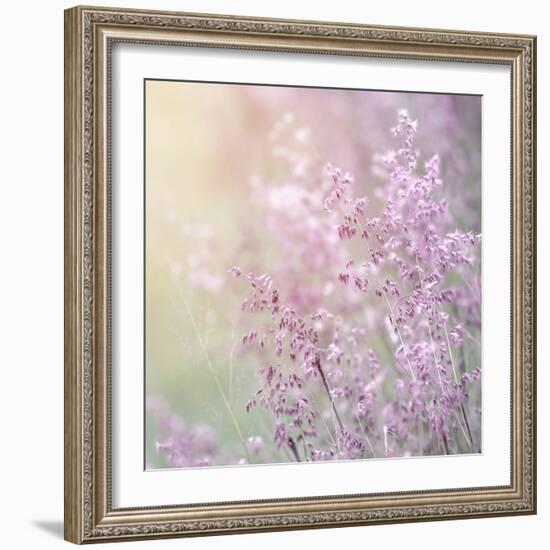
[145,80,481,469]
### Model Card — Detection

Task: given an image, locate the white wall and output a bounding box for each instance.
[0,1,545,548]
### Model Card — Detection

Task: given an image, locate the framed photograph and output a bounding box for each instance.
[64,5,537,544]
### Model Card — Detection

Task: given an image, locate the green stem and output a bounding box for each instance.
[182,297,253,464]
[381,288,416,381]
[443,322,460,385]
[356,412,377,458]
[315,358,345,433]
[444,322,474,450]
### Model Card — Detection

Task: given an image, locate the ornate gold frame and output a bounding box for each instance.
[64,5,537,544]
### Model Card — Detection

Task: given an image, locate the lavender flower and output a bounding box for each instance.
[231,109,481,461]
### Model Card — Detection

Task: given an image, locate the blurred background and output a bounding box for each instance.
[145,80,481,469]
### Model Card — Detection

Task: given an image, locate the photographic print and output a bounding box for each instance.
[145,81,482,469]
[65,8,536,542]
